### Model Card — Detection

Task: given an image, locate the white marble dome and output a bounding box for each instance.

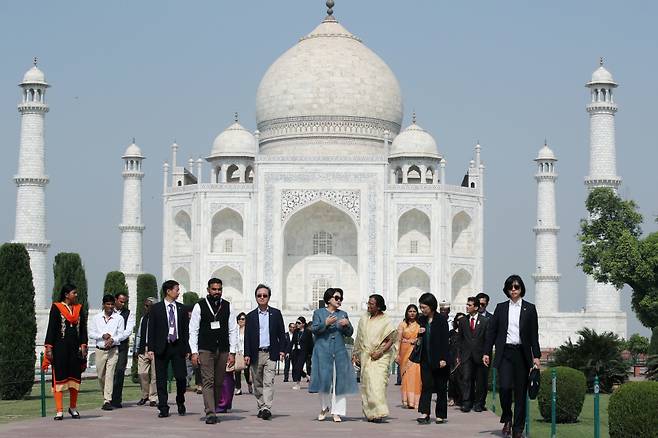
[589,65,615,84]
[390,121,440,158]
[536,143,556,160]
[22,66,47,84]
[209,122,257,158]
[255,15,403,149]
[123,142,143,158]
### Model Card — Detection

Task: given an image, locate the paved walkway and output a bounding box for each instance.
[0,377,503,437]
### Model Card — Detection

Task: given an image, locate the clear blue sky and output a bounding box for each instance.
[1,1,656,336]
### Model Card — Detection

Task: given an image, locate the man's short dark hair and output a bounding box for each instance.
[476,292,490,304]
[254,284,271,297]
[418,292,438,312]
[161,279,179,296]
[115,291,128,299]
[467,296,478,307]
[503,274,526,298]
[208,278,222,287]
[102,294,116,304]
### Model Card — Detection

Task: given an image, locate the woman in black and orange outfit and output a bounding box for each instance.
[44,284,88,420]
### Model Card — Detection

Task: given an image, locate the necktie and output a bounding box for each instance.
[470,317,475,333]
[168,304,177,342]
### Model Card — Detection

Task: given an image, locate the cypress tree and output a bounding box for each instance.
[182,291,199,307]
[0,243,37,399]
[131,273,158,382]
[103,271,128,297]
[52,252,88,312]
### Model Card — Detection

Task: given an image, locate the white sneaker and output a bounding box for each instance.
[318,408,328,421]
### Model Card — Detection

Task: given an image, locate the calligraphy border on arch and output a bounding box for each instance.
[280,189,360,224]
[263,172,378,293]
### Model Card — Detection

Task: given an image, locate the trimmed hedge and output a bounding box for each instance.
[608,381,658,438]
[537,366,586,423]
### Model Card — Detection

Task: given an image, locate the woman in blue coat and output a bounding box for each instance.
[309,287,358,422]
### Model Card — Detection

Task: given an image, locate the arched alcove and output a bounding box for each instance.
[211,208,244,253]
[452,211,472,255]
[398,267,430,304]
[398,209,431,254]
[451,268,472,305]
[173,210,192,254]
[211,266,243,303]
[173,267,190,293]
[226,164,240,183]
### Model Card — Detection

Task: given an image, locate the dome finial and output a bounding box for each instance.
[599,57,604,66]
[326,0,335,16]
[544,137,548,146]
[412,111,417,124]
[234,112,239,123]
[132,137,136,144]
[33,57,38,67]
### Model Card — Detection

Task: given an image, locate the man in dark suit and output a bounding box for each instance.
[483,275,541,438]
[458,296,489,413]
[283,323,295,382]
[147,280,191,418]
[243,284,286,420]
[476,292,493,319]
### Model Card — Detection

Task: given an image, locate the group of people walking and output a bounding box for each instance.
[44,274,540,438]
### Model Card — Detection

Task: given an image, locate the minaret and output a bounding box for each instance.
[119,140,145,314]
[533,142,560,315]
[584,59,621,313]
[13,59,50,309]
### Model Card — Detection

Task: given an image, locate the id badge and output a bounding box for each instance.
[168,326,175,335]
[210,321,221,330]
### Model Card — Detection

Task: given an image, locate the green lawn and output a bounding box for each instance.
[487,392,610,438]
[0,379,143,424]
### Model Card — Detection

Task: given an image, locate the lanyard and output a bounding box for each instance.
[205,298,223,321]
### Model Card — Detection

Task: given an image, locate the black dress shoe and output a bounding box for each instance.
[205,415,218,424]
[53,412,64,421]
[137,398,148,406]
[111,402,122,409]
[177,404,186,416]
[502,421,512,437]
[257,410,263,418]
[149,401,157,407]
[416,416,431,424]
[473,405,483,412]
[261,409,272,420]
[158,410,170,418]
[68,408,80,419]
[101,402,113,411]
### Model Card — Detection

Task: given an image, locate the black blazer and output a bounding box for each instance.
[457,314,489,362]
[243,306,286,364]
[287,328,314,356]
[484,300,540,369]
[147,300,190,356]
[417,312,450,370]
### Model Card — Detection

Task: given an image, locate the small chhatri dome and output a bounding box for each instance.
[22,58,47,84]
[536,141,556,161]
[209,121,258,158]
[588,59,616,85]
[123,140,144,158]
[390,118,440,159]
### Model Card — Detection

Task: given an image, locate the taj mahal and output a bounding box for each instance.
[12,2,625,349]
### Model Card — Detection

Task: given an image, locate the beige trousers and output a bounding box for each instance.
[96,347,118,403]
[199,350,229,415]
[250,351,277,412]
[137,353,157,401]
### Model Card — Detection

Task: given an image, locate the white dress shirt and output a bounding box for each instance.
[116,309,135,343]
[189,298,238,354]
[506,299,523,345]
[258,307,270,348]
[88,311,123,349]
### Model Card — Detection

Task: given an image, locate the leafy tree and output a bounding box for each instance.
[131,273,158,382]
[551,328,628,393]
[182,291,199,307]
[650,328,658,355]
[625,333,650,365]
[52,253,88,312]
[0,243,37,399]
[579,187,658,341]
[647,355,658,381]
[103,271,128,297]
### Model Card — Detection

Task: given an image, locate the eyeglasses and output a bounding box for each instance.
[332,295,343,301]
[510,284,521,291]
[256,294,269,298]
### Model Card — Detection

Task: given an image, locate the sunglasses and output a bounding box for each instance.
[510,284,521,291]
[332,295,343,301]
[238,317,245,320]
[256,294,269,298]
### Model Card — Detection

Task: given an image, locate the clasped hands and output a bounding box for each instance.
[325,315,349,327]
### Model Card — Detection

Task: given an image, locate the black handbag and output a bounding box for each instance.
[528,367,540,400]
[409,340,423,364]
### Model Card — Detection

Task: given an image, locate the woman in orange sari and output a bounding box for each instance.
[44,284,87,420]
[396,304,421,409]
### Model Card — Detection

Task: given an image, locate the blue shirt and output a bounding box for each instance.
[258,307,270,348]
